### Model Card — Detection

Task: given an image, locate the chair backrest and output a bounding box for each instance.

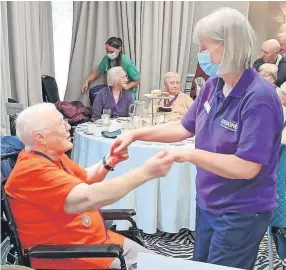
[5,99,23,136]
[41,75,60,104]
[1,136,24,182]
[1,153,26,265]
[189,64,209,100]
[271,143,286,228]
[89,84,107,106]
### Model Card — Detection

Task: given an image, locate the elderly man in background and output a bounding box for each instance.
[5,103,174,270]
[277,32,286,57]
[149,72,194,120]
[253,39,286,87]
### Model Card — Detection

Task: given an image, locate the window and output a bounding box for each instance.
[52,1,73,100]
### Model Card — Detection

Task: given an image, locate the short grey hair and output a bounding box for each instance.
[164,72,181,82]
[107,66,125,86]
[193,7,255,74]
[16,103,59,150]
[259,63,278,81]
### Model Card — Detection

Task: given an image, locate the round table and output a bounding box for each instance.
[72,120,197,234]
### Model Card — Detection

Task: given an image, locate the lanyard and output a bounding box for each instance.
[34,151,70,174]
[163,94,179,107]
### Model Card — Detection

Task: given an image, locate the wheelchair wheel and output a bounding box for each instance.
[1,235,19,265]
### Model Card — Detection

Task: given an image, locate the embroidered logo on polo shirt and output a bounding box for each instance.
[81,215,91,228]
[220,119,238,132]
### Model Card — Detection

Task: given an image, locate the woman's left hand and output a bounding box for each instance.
[106,148,129,167]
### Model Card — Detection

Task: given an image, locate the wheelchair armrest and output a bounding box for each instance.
[1,152,19,161]
[29,244,123,259]
[101,209,136,220]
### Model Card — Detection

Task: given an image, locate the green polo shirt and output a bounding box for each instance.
[97,54,140,100]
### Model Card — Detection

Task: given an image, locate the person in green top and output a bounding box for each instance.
[81,37,141,101]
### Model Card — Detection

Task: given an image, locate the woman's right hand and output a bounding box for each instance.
[142,151,174,180]
[110,133,135,155]
[81,81,89,93]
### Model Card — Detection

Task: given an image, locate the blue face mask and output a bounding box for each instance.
[107,52,118,60]
[197,43,222,77]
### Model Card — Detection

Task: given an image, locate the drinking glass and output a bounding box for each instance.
[128,105,135,119]
[102,109,111,128]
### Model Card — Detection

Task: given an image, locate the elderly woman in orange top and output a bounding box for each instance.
[5,103,174,269]
[149,72,194,120]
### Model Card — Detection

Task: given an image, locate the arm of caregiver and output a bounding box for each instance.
[65,151,174,214]
[111,121,193,155]
[169,103,282,180]
[167,146,261,180]
[111,92,199,154]
[81,70,104,92]
[126,79,140,90]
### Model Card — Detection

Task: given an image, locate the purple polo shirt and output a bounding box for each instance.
[92,86,133,119]
[182,68,284,215]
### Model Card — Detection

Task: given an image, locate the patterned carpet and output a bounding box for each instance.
[140,228,286,270]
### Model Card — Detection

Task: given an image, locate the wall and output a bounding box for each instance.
[187,1,286,76]
[248,1,286,59]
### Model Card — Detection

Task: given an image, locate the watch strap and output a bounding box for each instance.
[102,156,114,171]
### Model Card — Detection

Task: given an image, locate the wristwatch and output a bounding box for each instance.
[102,156,114,171]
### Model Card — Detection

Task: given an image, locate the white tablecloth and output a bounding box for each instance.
[72,122,197,234]
[137,253,242,270]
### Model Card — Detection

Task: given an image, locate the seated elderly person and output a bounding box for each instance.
[5,103,174,269]
[149,72,194,120]
[253,39,286,87]
[92,66,133,119]
[259,63,286,122]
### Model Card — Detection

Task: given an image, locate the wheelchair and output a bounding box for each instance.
[1,151,144,270]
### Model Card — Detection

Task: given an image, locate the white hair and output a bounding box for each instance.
[16,103,59,150]
[259,63,278,81]
[277,32,286,39]
[107,66,125,86]
[193,7,255,74]
[164,72,181,82]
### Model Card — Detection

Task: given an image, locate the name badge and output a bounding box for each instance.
[204,101,211,113]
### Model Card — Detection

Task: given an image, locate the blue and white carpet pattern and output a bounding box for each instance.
[140,228,286,270]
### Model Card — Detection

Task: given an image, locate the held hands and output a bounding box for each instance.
[81,81,89,93]
[106,147,129,168]
[142,151,175,179]
[110,133,134,156]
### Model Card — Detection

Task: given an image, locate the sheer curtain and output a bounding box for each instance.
[64,2,122,105]
[0,1,55,135]
[118,1,195,98]
[65,1,195,104]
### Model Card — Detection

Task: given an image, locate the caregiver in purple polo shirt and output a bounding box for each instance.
[92,66,133,119]
[111,7,284,270]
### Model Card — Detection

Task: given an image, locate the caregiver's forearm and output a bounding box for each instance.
[188,149,262,180]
